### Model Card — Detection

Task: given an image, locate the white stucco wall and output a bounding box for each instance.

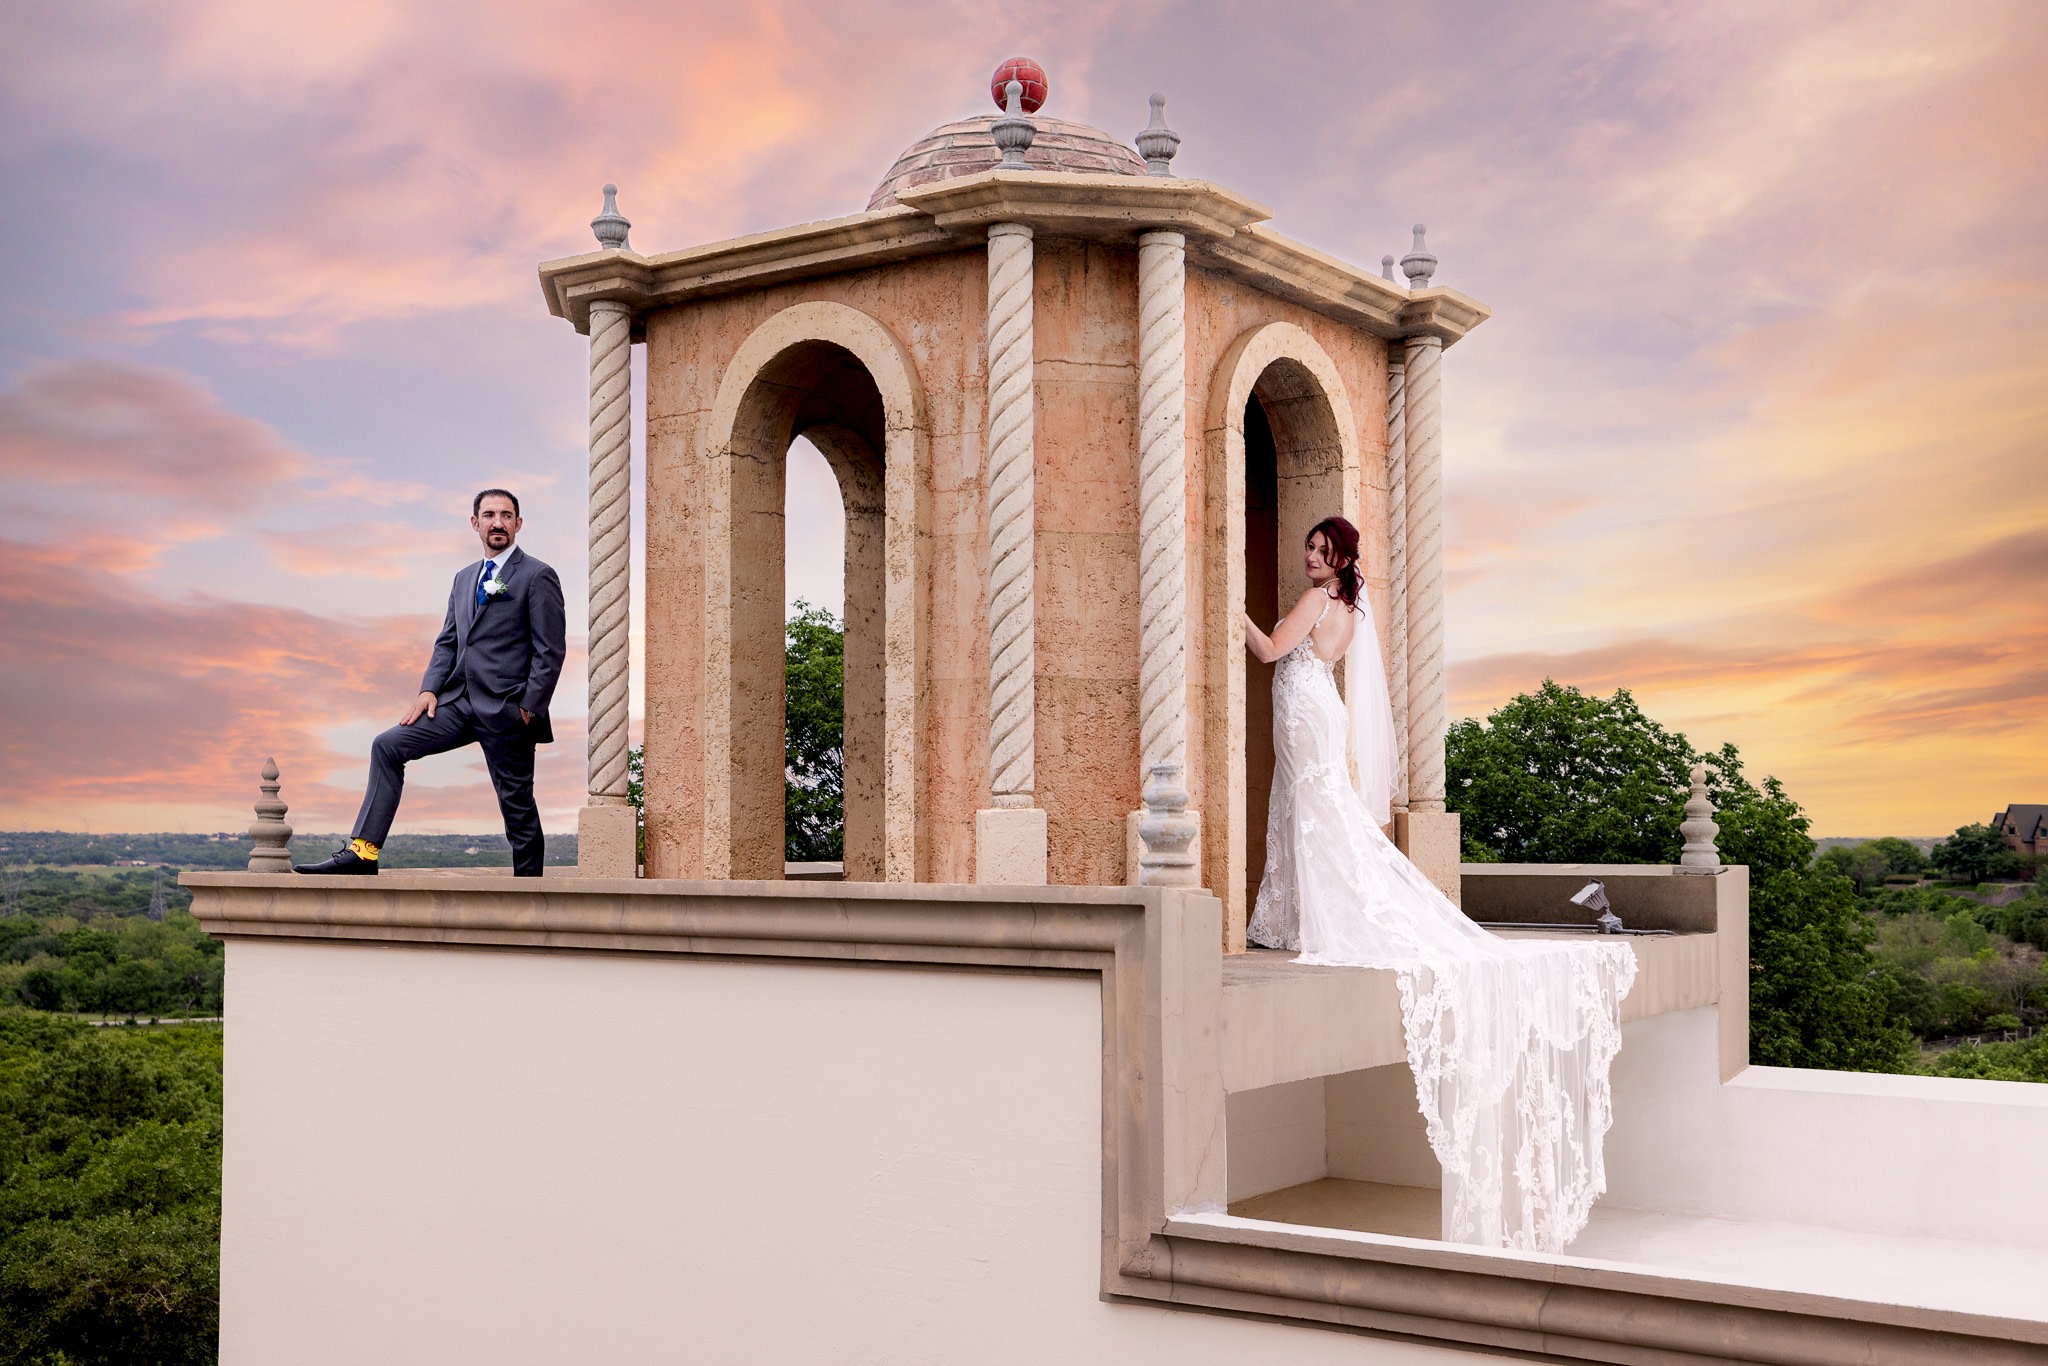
[222,939,1479,1364]
[1605,1006,2048,1247]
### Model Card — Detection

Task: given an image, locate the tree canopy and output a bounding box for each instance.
[1930,823,2020,884]
[784,601,846,863]
[1446,682,1695,864]
[1448,681,1912,1072]
[0,1014,221,1364]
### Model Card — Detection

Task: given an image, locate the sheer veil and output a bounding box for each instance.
[1344,595,1399,825]
[1252,579,1637,1252]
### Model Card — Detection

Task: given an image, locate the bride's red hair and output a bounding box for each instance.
[1307,516,1361,609]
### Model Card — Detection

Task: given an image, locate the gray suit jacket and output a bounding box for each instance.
[419,546,567,743]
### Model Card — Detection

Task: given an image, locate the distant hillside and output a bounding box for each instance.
[0,830,578,868]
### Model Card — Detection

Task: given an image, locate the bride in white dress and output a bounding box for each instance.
[1243,516,1637,1252]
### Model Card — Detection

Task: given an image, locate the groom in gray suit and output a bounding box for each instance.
[295,489,567,877]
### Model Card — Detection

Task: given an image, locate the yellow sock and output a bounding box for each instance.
[349,838,380,861]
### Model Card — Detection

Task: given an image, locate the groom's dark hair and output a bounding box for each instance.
[473,488,520,516]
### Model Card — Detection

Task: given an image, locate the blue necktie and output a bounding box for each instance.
[476,560,497,607]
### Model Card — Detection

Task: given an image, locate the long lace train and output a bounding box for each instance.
[1247,597,1636,1251]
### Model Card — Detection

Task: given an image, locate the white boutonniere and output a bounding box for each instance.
[482,573,509,599]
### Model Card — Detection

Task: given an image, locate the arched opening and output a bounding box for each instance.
[726,341,889,881]
[782,437,847,868]
[1239,359,1351,915]
[1205,324,1359,946]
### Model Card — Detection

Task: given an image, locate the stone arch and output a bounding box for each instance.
[1202,322,1359,947]
[703,302,926,882]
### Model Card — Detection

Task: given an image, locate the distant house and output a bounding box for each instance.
[1991,804,2048,856]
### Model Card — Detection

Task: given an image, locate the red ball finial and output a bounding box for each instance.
[990,58,1048,114]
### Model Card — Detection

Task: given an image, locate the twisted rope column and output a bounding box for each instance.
[985,223,1036,808]
[1403,334,1446,814]
[586,300,633,804]
[1385,349,1409,814]
[1137,230,1189,786]
[1135,230,1197,886]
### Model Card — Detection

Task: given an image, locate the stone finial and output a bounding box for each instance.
[1399,223,1437,290]
[1678,764,1722,869]
[992,80,1037,169]
[591,184,632,251]
[1381,254,1396,282]
[1138,760,1199,888]
[1136,93,1180,176]
[247,757,294,873]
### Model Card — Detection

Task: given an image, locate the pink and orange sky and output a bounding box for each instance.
[1,1,2043,838]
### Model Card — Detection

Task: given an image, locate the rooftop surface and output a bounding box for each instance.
[1226,1179,2048,1324]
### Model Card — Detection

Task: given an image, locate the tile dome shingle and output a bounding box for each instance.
[869,114,1148,211]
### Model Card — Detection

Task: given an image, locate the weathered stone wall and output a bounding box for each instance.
[1032,239,1143,884]
[642,252,986,881]
[640,240,1390,899]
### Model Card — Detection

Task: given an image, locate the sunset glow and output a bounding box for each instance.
[2,1,2042,837]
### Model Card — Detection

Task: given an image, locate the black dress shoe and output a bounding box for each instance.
[292,848,378,876]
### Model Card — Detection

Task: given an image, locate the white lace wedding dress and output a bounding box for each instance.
[1247,594,1637,1252]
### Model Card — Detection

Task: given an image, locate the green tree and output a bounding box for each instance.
[1867,836,1926,877]
[0,1013,221,1364]
[1447,686,1912,1072]
[783,601,845,862]
[1446,681,1694,864]
[1698,746,1914,1071]
[1931,823,2010,883]
[1817,843,1889,895]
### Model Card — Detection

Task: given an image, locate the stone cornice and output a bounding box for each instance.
[536,173,1488,346]
[185,873,2043,1364]
[538,207,953,336]
[892,169,1271,241]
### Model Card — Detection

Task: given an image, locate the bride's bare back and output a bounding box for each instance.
[1244,531,1356,664]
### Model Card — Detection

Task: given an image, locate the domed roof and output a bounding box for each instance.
[869,114,1148,211]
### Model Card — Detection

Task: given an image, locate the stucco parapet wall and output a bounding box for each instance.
[536,171,1488,346]
[181,872,2025,1365]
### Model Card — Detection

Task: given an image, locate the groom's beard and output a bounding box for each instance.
[485,531,512,550]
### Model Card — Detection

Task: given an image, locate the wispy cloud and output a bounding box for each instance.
[0,0,2042,836]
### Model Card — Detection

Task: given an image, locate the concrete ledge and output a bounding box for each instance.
[1144,1213,2048,1365]
[1222,932,1721,1094]
[184,872,2043,1364]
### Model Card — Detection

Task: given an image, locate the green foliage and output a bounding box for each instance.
[1983,883,2048,954]
[1448,685,1912,1072]
[1866,837,1926,876]
[1817,843,1890,895]
[1869,909,2045,1039]
[1916,1030,2048,1083]
[784,602,845,863]
[0,874,223,1018]
[0,1013,222,1364]
[1446,681,1694,864]
[627,744,646,866]
[1931,823,2021,884]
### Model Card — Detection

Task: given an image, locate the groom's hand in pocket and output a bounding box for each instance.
[402,691,438,725]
